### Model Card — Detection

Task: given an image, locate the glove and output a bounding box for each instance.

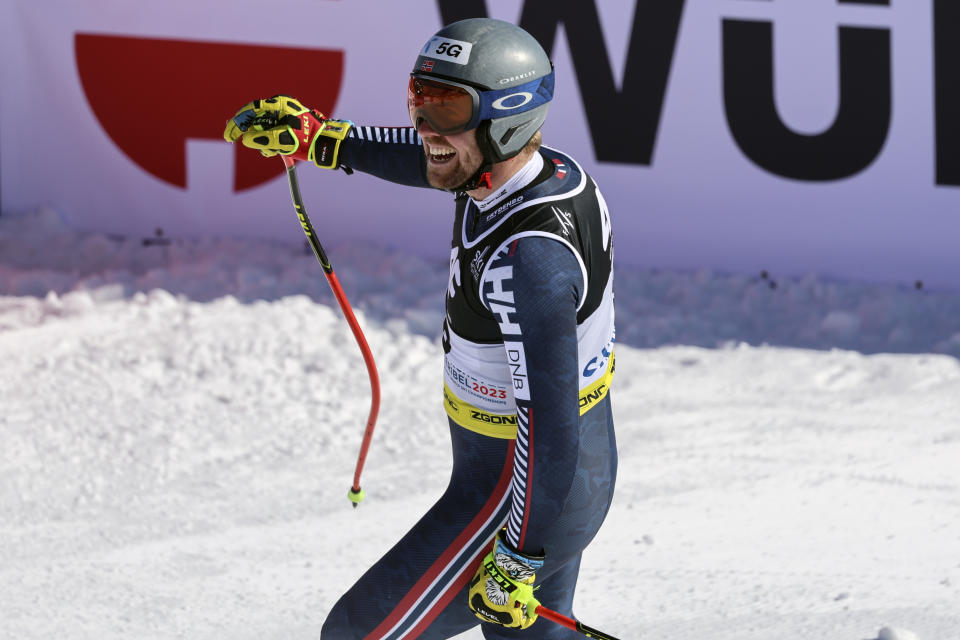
[223,95,352,169]
[468,531,544,630]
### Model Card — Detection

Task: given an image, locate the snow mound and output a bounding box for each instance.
[3,208,959,357]
[876,627,920,640]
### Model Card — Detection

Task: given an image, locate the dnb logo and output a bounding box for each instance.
[75,34,344,192]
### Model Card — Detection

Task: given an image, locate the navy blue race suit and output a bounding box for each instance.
[320,126,617,640]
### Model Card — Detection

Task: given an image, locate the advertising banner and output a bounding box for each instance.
[1,0,958,290]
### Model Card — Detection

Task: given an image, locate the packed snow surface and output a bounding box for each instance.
[1,209,958,640]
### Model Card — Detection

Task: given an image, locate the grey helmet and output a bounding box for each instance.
[411,18,554,164]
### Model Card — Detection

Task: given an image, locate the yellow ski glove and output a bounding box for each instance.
[223,95,351,169]
[468,531,544,630]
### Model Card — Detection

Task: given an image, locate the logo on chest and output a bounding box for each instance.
[447,246,461,299]
[484,265,520,336]
[469,246,490,282]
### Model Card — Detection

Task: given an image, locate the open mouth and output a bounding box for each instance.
[427,145,457,165]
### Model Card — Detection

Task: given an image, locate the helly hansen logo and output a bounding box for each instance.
[485,265,520,336]
[504,341,530,401]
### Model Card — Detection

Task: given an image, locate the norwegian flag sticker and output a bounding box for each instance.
[420,60,435,72]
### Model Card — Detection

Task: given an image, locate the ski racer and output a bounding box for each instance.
[224,18,617,639]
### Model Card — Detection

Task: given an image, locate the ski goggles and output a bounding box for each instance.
[407,69,554,135]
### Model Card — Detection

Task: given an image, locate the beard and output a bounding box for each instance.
[422,136,483,190]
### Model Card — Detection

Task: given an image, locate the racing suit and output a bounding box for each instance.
[320,126,617,640]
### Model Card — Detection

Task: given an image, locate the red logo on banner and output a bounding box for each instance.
[75,34,344,192]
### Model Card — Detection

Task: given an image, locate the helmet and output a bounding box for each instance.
[409,18,554,164]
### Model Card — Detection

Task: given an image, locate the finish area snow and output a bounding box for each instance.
[1,209,959,640]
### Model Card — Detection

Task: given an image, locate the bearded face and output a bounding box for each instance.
[420,127,484,190]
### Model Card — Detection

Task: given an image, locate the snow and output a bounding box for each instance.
[1,207,958,640]
[879,629,922,640]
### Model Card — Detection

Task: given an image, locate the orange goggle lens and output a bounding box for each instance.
[407,77,476,135]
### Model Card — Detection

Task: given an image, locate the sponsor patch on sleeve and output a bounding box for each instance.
[503,341,530,401]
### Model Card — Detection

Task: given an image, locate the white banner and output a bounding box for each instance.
[2,0,958,290]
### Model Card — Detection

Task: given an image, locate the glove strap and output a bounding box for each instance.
[493,531,545,577]
[310,119,353,169]
[489,531,544,607]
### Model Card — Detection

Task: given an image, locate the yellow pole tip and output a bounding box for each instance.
[348,487,366,506]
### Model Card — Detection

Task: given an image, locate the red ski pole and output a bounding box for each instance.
[535,605,622,640]
[281,155,381,508]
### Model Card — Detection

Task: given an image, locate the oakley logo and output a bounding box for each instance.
[498,71,537,85]
[491,92,533,110]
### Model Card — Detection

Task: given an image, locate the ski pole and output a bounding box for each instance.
[535,605,622,640]
[280,155,381,508]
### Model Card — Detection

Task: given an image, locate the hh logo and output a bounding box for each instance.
[75,34,344,192]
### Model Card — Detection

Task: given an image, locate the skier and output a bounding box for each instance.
[224,18,617,639]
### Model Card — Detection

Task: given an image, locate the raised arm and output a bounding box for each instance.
[339,125,429,188]
[223,94,431,188]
